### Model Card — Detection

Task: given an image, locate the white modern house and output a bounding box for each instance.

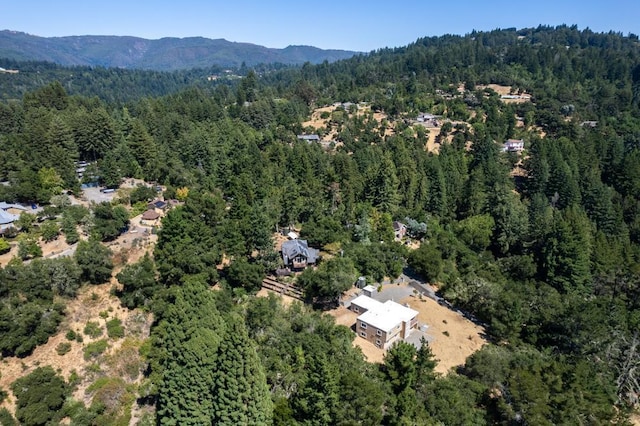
[350,295,419,349]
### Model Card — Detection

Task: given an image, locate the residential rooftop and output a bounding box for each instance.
[354,296,418,333]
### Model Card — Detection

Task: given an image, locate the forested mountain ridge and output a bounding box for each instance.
[0,57,245,103]
[263,25,640,120]
[1,25,640,424]
[0,30,359,70]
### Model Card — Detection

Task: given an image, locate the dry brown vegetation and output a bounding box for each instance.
[476,84,532,103]
[302,103,394,146]
[0,216,156,417]
[400,295,486,374]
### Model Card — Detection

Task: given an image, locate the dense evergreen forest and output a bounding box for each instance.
[1,25,640,424]
[0,58,293,104]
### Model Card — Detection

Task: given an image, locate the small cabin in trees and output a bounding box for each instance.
[140,209,161,226]
[281,239,319,270]
[350,295,419,349]
[580,120,598,128]
[415,113,440,127]
[393,221,407,241]
[297,134,320,143]
[502,139,525,152]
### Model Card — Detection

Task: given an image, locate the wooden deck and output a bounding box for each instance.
[261,277,304,300]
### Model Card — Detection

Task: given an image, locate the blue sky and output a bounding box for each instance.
[2,0,638,52]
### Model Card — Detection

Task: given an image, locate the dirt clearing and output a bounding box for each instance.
[476,84,531,104]
[400,295,487,374]
[256,288,298,307]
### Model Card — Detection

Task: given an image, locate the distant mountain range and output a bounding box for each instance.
[0,30,359,71]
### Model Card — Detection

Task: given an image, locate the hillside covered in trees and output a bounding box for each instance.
[1,25,640,424]
[0,30,359,70]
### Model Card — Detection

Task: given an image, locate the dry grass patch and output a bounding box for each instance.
[0,229,155,416]
[256,288,298,307]
[400,295,487,374]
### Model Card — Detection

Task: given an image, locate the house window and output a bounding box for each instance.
[360,331,367,338]
[376,330,382,336]
[375,339,381,347]
[360,323,367,329]
[353,306,359,313]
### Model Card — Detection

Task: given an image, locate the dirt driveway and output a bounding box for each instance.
[80,187,116,205]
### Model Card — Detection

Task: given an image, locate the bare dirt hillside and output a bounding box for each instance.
[0,220,156,417]
[302,103,394,145]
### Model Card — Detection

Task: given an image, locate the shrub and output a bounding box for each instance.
[65,329,77,341]
[56,342,72,355]
[83,339,108,360]
[86,363,102,374]
[40,220,60,242]
[84,321,103,338]
[0,238,10,254]
[18,235,42,260]
[11,366,68,425]
[68,370,82,388]
[64,226,80,245]
[0,407,16,426]
[106,318,124,339]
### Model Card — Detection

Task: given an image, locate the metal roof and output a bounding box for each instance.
[0,209,18,225]
[0,202,27,210]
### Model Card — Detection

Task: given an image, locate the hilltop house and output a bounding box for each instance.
[297,134,320,143]
[350,295,419,349]
[502,139,525,152]
[416,113,440,128]
[281,239,319,270]
[580,121,598,128]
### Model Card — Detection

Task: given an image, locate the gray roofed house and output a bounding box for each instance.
[297,134,320,143]
[502,139,525,152]
[0,209,18,232]
[580,121,598,128]
[0,202,27,211]
[281,239,319,269]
